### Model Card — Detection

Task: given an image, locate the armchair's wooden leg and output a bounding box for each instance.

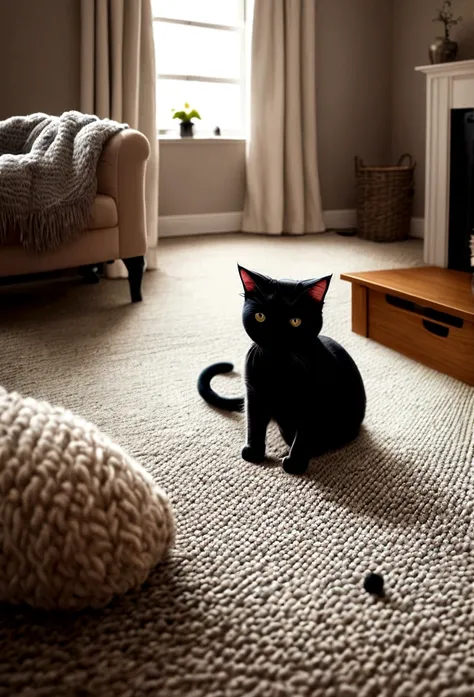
[123,256,145,303]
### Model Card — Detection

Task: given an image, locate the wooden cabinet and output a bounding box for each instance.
[341,267,474,386]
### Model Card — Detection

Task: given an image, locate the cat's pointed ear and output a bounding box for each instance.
[305,275,332,303]
[237,265,271,295]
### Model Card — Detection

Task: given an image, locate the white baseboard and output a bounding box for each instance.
[410,217,425,239]
[160,209,357,238]
[323,209,357,230]
[159,210,425,239]
[159,212,243,238]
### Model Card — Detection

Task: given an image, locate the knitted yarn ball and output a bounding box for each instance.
[0,387,175,610]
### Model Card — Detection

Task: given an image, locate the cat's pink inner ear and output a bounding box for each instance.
[308,278,328,302]
[240,269,256,292]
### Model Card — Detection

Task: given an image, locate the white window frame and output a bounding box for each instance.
[153,1,248,139]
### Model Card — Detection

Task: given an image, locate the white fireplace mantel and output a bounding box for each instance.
[416,59,474,266]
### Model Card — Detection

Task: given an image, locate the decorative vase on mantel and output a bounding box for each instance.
[429,1,461,64]
[429,36,458,64]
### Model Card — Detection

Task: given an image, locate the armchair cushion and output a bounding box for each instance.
[90,194,118,230]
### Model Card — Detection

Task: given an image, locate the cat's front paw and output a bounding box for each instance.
[241,445,266,464]
[282,456,309,475]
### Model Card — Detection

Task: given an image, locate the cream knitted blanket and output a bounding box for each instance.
[0,111,126,252]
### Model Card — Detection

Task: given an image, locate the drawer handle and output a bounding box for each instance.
[386,294,463,328]
[422,319,449,338]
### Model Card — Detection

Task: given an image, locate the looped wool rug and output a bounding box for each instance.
[0,234,472,696]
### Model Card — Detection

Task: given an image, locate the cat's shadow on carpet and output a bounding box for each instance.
[266,426,450,528]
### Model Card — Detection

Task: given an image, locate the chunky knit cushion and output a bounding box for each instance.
[0,387,175,610]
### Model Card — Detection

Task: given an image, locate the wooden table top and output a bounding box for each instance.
[341,266,474,323]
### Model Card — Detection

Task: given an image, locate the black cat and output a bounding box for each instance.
[198,265,366,474]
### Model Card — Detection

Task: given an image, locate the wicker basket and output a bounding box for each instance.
[355,154,416,242]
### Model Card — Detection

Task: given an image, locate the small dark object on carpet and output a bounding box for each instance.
[364,572,384,596]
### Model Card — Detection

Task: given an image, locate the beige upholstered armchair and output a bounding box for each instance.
[0,129,150,302]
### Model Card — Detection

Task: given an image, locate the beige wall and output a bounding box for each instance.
[0,0,80,120]
[159,141,246,216]
[317,0,393,210]
[392,0,474,217]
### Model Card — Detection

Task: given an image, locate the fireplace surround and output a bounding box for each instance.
[416,59,474,270]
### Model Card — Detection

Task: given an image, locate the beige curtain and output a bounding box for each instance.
[80,0,158,276]
[242,0,325,235]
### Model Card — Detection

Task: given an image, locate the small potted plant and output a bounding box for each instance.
[429,0,462,64]
[172,103,201,138]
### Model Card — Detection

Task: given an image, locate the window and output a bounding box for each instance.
[152,0,248,138]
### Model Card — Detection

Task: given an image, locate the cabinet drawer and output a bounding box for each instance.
[368,290,474,386]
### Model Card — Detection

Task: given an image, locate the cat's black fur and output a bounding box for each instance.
[198,265,366,474]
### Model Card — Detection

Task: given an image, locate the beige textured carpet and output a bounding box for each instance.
[0,233,473,697]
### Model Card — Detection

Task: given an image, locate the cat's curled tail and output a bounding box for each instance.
[197,363,244,412]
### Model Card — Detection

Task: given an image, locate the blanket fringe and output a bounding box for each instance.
[0,200,94,253]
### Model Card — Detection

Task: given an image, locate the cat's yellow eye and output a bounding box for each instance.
[255,312,266,323]
[290,318,302,327]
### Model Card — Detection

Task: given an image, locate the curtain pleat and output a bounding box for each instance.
[243,0,325,236]
[80,0,158,275]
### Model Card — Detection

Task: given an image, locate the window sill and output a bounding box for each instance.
[159,135,245,144]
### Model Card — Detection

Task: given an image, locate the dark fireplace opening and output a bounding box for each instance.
[448,108,474,272]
